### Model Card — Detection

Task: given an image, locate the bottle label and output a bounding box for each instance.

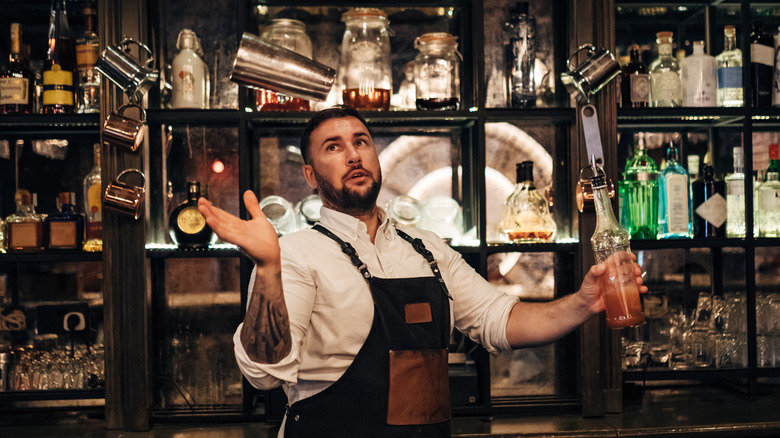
[630,74,650,103]
[760,188,780,210]
[718,67,743,89]
[177,206,207,234]
[86,221,102,241]
[652,71,681,104]
[695,193,727,228]
[48,221,78,248]
[728,179,744,195]
[665,173,690,234]
[76,43,99,70]
[87,183,103,220]
[751,43,774,67]
[42,64,75,106]
[9,222,41,249]
[0,77,29,105]
[682,60,717,106]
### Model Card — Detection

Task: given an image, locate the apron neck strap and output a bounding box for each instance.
[394,229,452,300]
[312,224,372,279]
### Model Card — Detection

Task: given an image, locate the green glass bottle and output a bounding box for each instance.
[621,132,659,239]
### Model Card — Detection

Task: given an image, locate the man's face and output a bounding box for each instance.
[303,116,382,214]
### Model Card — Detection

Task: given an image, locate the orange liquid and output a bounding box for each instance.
[507,230,554,242]
[342,88,390,111]
[256,89,310,111]
[598,252,645,329]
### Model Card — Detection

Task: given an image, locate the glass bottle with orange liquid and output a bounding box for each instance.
[338,8,392,111]
[257,18,312,111]
[589,163,645,329]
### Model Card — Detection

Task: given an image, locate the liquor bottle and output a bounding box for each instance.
[692,164,727,238]
[726,147,746,238]
[169,181,215,248]
[45,192,85,250]
[717,25,743,107]
[681,41,717,107]
[0,218,6,252]
[621,132,658,239]
[768,143,780,174]
[42,0,75,114]
[505,1,536,108]
[658,143,693,239]
[620,44,650,108]
[750,22,774,108]
[75,1,100,113]
[171,29,209,109]
[590,166,645,329]
[500,161,556,242]
[774,27,780,107]
[0,23,35,114]
[650,31,682,107]
[758,171,780,237]
[6,189,45,252]
[82,143,102,252]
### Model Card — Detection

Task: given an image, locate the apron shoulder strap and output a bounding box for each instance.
[395,229,452,300]
[312,224,372,279]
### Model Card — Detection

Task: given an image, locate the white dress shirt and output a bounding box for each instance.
[233,206,518,406]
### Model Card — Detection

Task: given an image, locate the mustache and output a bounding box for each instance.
[343,165,374,182]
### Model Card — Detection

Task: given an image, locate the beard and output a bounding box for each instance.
[314,167,382,214]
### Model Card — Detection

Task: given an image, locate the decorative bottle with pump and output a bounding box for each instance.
[169,181,215,248]
[171,29,209,109]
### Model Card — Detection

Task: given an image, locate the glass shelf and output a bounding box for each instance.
[623,368,751,382]
[486,241,579,254]
[0,251,102,262]
[0,114,100,134]
[0,388,105,403]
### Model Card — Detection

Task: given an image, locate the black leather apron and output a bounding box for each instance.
[284,225,452,438]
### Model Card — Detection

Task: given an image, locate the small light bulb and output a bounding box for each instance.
[212,160,225,174]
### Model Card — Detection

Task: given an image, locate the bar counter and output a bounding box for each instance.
[4,384,780,437]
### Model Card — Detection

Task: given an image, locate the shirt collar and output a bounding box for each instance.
[318,205,394,242]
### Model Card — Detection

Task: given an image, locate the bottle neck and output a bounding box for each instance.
[15,203,35,216]
[659,42,673,57]
[593,184,619,228]
[725,35,736,51]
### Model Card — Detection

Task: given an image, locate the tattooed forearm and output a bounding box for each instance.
[240,267,292,364]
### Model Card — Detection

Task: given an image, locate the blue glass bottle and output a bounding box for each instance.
[658,144,693,239]
[45,192,85,249]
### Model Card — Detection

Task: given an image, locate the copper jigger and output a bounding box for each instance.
[230,32,335,102]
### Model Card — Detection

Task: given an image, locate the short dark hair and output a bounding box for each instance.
[299,105,372,164]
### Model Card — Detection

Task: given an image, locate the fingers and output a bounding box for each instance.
[243,190,265,220]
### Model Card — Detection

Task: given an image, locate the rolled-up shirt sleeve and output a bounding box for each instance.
[233,241,317,390]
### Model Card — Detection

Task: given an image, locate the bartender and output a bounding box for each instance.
[198,105,646,438]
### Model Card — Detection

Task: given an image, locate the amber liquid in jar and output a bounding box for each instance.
[416,97,459,110]
[256,89,310,111]
[598,251,645,329]
[507,230,554,242]
[342,88,390,111]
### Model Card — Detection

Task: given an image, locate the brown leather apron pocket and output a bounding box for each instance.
[387,348,451,425]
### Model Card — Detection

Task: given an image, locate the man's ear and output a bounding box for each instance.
[303,164,317,189]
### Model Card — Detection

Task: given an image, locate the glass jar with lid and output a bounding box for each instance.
[338,8,392,111]
[414,32,461,110]
[257,18,313,111]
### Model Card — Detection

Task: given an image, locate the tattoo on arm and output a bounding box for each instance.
[240,270,292,364]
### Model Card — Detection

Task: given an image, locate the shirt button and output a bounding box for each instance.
[294,415,300,421]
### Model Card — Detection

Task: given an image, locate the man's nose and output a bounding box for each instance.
[346,144,362,164]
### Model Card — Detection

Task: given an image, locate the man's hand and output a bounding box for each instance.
[577,251,648,315]
[198,190,281,270]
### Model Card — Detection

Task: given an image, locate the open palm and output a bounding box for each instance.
[197,190,281,268]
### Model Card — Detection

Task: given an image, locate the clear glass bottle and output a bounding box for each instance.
[717,25,743,107]
[649,31,682,107]
[681,41,717,107]
[590,166,645,329]
[82,143,102,252]
[692,164,726,238]
[750,22,774,108]
[45,192,85,250]
[621,132,659,239]
[171,29,209,109]
[42,0,75,114]
[501,161,556,242]
[505,1,536,108]
[413,32,461,111]
[620,43,649,108]
[726,147,746,238]
[758,172,780,237]
[256,18,312,111]
[6,189,45,252]
[169,181,216,247]
[0,23,35,114]
[658,143,693,239]
[75,1,100,114]
[338,8,392,111]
